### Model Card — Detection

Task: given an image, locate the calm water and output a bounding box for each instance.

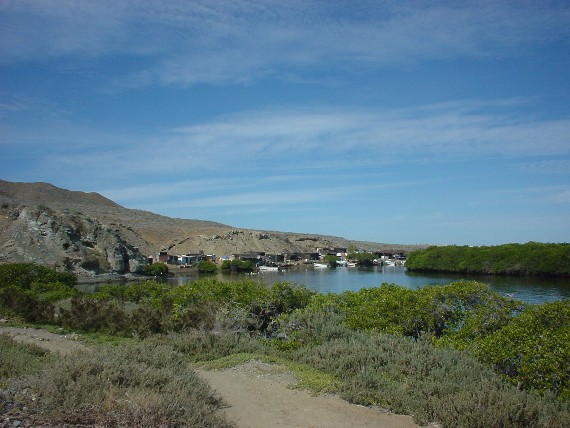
[168,265,570,305]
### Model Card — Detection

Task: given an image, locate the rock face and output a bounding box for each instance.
[0,204,148,276]
[0,180,426,276]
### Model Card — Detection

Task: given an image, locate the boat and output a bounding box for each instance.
[258,265,279,272]
[313,263,328,268]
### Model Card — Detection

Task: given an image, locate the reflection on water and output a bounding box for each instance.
[167,265,570,305]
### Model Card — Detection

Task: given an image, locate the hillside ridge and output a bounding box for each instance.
[0,180,425,276]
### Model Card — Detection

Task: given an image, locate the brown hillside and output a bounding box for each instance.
[0,180,426,276]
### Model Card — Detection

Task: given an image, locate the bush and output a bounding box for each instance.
[58,296,171,338]
[472,300,570,400]
[196,260,218,273]
[58,296,140,335]
[26,340,233,427]
[0,334,54,381]
[347,252,376,266]
[95,280,170,305]
[220,259,255,272]
[269,281,315,314]
[406,242,570,276]
[28,280,79,301]
[142,262,169,276]
[0,262,76,290]
[0,287,55,323]
[289,314,570,428]
[323,254,339,267]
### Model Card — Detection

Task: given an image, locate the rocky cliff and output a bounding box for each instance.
[0,180,425,277]
[0,204,149,276]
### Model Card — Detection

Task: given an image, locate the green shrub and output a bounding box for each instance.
[196,260,218,273]
[0,334,54,381]
[29,280,79,301]
[406,242,570,276]
[0,262,76,290]
[268,281,315,313]
[166,300,220,332]
[289,315,570,427]
[162,330,271,363]
[142,262,169,276]
[472,300,570,400]
[58,297,132,335]
[347,252,376,266]
[0,287,55,323]
[95,280,170,305]
[58,296,173,337]
[220,259,255,272]
[26,340,233,427]
[323,254,339,267]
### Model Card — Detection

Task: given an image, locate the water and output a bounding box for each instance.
[168,265,570,305]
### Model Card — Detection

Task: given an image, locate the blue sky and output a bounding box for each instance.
[1,1,569,245]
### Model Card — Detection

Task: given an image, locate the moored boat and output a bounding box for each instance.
[258,265,279,271]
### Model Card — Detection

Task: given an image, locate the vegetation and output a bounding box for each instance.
[220,259,255,272]
[0,263,78,322]
[472,300,570,400]
[1,262,569,427]
[347,251,376,266]
[323,254,339,267]
[2,339,233,427]
[196,260,218,273]
[0,263,77,290]
[406,242,570,276]
[142,262,169,276]
[0,335,54,383]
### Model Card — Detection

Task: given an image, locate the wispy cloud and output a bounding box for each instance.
[8,99,569,189]
[2,1,569,86]
[517,159,570,174]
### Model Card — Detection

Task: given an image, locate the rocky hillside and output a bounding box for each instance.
[0,180,425,277]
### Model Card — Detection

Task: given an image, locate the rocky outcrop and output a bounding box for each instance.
[0,204,148,276]
[0,180,427,277]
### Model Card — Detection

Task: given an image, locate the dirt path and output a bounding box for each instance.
[1,327,421,427]
[0,326,87,355]
[197,360,421,428]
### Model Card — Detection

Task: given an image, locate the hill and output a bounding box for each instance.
[0,180,425,277]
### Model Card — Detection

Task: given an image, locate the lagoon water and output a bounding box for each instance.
[168,265,570,305]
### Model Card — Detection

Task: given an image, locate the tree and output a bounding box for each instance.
[196,260,218,273]
[221,259,255,272]
[323,255,338,268]
[348,252,375,267]
[142,262,169,277]
[472,300,570,399]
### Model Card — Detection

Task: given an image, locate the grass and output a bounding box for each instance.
[0,334,55,384]
[197,352,341,394]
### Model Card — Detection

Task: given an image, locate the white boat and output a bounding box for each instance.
[313,263,328,268]
[258,265,279,271]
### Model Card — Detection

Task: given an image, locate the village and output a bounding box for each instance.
[151,246,407,271]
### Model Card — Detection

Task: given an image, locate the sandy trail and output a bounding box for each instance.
[1,327,421,428]
[197,360,420,428]
[0,326,87,355]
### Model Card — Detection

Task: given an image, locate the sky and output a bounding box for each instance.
[1,0,570,246]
